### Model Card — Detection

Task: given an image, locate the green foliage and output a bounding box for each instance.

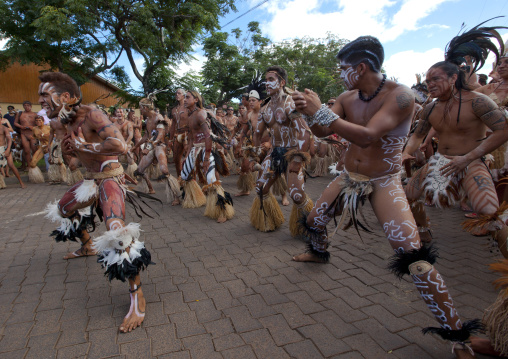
[200,27,348,105]
[200,21,269,105]
[0,0,235,92]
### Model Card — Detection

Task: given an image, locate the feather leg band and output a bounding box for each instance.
[387,244,439,278]
[45,201,96,242]
[422,319,484,342]
[94,223,154,282]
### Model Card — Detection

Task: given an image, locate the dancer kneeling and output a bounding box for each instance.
[180,90,234,223]
[39,72,153,332]
[292,36,480,358]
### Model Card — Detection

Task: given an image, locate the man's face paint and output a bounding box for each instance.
[38,82,76,123]
[339,64,360,90]
[265,71,283,95]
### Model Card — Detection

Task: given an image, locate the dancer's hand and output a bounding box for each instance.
[292,89,322,116]
[440,155,470,177]
[401,152,415,163]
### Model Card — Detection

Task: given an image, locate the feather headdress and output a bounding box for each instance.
[247,71,267,101]
[445,17,507,73]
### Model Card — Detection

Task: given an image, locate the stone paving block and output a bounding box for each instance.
[38,290,65,311]
[116,326,148,344]
[360,304,414,333]
[297,323,351,357]
[286,290,326,314]
[222,278,254,298]
[259,314,303,346]
[212,333,245,351]
[223,305,263,333]
[160,292,189,315]
[329,351,365,358]
[57,343,90,359]
[284,338,328,359]
[120,339,152,359]
[342,333,393,359]
[25,332,60,359]
[209,266,236,282]
[30,308,62,336]
[87,305,116,331]
[169,311,206,338]
[241,328,290,359]
[57,318,88,348]
[5,301,38,325]
[142,301,169,327]
[181,334,222,359]
[87,327,120,359]
[203,318,235,339]
[188,298,222,324]
[206,288,240,311]
[238,294,276,319]
[145,324,181,356]
[157,351,190,359]
[221,345,257,359]
[193,274,223,292]
[310,310,361,339]
[330,286,373,309]
[272,302,316,329]
[353,318,409,352]
[320,297,368,323]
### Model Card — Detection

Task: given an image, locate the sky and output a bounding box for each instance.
[121,0,508,92]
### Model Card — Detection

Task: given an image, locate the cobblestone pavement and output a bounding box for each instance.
[0,170,503,359]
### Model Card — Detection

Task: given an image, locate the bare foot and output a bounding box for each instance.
[119,288,145,333]
[281,194,290,206]
[292,252,326,263]
[470,337,502,356]
[217,216,227,223]
[171,199,180,206]
[235,192,250,197]
[148,189,156,194]
[20,183,26,189]
[63,244,96,260]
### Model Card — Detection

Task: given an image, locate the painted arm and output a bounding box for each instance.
[126,122,134,144]
[402,104,433,158]
[253,114,266,147]
[64,110,128,155]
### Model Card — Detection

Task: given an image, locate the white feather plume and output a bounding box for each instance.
[92,222,141,255]
[73,180,97,203]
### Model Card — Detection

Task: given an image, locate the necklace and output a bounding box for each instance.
[188,107,198,116]
[358,74,387,102]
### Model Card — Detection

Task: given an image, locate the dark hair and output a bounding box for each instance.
[187,90,203,109]
[429,61,472,91]
[265,65,288,84]
[336,36,384,73]
[478,74,488,86]
[23,101,32,105]
[38,72,80,98]
[7,106,14,110]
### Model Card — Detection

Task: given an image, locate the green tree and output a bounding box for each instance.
[0,0,236,92]
[200,21,269,105]
[255,33,348,100]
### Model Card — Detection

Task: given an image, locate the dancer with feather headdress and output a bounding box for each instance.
[39,72,159,333]
[404,18,508,258]
[131,90,181,205]
[292,35,481,358]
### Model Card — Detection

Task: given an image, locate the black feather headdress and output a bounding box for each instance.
[247,71,267,101]
[445,17,507,73]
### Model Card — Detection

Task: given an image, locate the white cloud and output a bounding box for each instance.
[0,38,7,50]
[384,48,443,86]
[173,53,206,77]
[384,32,508,87]
[259,0,451,43]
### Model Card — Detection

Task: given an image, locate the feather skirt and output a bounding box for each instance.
[422,154,462,209]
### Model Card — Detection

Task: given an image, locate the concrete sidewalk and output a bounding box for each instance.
[0,171,502,358]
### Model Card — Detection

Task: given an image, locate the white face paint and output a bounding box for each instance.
[265,80,279,91]
[340,66,359,90]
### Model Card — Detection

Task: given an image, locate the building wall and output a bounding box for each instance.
[0,62,137,115]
